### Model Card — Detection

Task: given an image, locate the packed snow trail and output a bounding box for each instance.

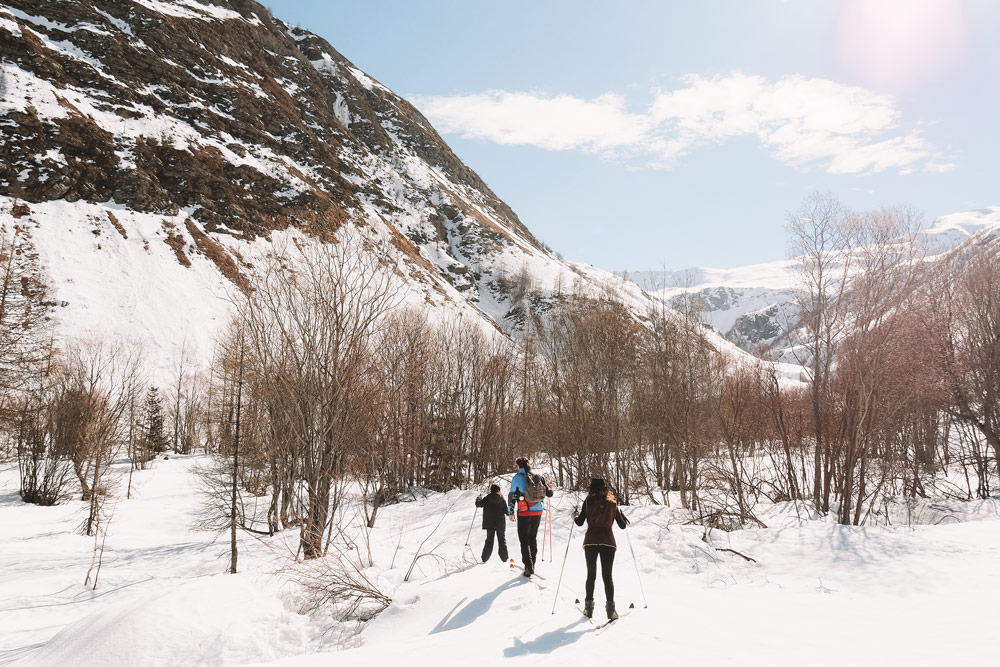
[2,457,1000,666]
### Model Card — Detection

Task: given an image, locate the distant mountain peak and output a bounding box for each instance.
[626,206,1000,364]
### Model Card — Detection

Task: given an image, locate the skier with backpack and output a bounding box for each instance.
[474,484,510,563]
[573,477,629,620]
[507,456,553,577]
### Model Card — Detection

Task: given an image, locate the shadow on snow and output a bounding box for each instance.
[430,578,521,634]
[503,619,592,657]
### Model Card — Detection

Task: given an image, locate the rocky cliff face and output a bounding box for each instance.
[665,286,798,354]
[0,0,653,366]
[1,0,533,243]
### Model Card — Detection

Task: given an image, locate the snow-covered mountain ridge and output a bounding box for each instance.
[627,206,1000,355]
[0,0,655,371]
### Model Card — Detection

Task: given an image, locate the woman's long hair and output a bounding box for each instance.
[588,479,616,504]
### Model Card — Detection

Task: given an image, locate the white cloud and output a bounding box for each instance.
[411,90,650,153]
[410,73,952,175]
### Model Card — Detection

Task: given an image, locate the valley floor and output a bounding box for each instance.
[1,457,998,667]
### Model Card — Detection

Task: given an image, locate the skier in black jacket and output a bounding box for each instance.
[475,484,511,562]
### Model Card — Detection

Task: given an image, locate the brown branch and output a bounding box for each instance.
[715,547,757,563]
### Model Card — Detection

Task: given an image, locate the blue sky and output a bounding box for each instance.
[267,0,1000,272]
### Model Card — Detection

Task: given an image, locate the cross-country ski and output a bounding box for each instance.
[575,599,636,629]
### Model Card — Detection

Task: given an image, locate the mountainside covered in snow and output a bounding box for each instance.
[629,206,1000,359]
[0,0,652,371]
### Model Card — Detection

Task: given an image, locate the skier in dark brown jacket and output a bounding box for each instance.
[573,477,629,620]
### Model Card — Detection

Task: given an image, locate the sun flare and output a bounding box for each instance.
[838,0,966,91]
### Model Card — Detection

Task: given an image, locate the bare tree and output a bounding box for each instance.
[197,328,278,568]
[13,340,70,505]
[235,231,400,559]
[712,357,770,524]
[833,206,926,524]
[786,192,853,512]
[167,339,196,454]
[60,338,145,536]
[925,236,1000,482]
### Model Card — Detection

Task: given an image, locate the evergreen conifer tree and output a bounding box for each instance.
[143,386,169,456]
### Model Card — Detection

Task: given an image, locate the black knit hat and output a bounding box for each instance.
[589,478,606,493]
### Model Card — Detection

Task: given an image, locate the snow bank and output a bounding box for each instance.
[17,575,308,667]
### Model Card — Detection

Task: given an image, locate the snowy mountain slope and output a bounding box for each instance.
[2,457,999,666]
[0,0,658,374]
[629,206,1000,356]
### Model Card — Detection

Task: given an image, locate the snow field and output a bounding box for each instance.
[0,457,320,666]
[3,196,510,385]
[1,457,998,666]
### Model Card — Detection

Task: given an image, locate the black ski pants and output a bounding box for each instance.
[517,514,541,571]
[482,526,508,562]
[584,544,615,603]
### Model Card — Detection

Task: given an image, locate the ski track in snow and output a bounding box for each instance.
[1,457,998,666]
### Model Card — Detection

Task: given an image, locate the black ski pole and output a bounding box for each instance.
[465,502,478,547]
[625,522,648,608]
[548,492,555,562]
[551,504,577,615]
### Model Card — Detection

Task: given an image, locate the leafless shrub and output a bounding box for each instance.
[292,556,391,622]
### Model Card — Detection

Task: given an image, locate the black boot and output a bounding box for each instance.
[606,601,618,621]
[583,599,594,618]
